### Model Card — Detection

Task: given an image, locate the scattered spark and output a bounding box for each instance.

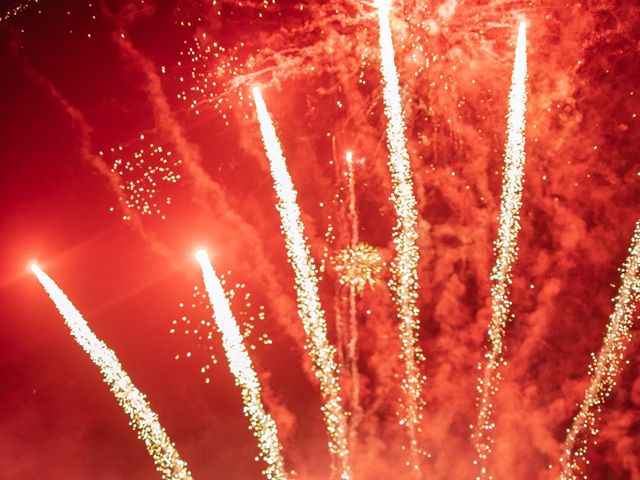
[558,221,640,479]
[31,264,193,480]
[177,36,249,123]
[1,0,39,23]
[375,0,425,469]
[195,250,288,480]
[102,140,182,221]
[253,87,352,479]
[171,279,270,385]
[473,22,528,479]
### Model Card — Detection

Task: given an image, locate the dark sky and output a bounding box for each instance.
[1,0,639,479]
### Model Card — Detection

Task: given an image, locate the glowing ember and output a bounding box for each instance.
[103,139,182,221]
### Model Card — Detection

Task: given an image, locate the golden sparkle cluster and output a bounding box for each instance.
[333,243,383,294]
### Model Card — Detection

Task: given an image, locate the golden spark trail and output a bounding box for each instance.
[558,222,640,479]
[374,0,424,470]
[195,250,289,480]
[30,264,192,480]
[472,22,527,479]
[252,87,352,479]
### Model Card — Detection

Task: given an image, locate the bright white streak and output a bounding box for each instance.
[252,88,352,479]
[30,264,192,480]
[473,22,527,479]
[558,222,640,479]
[375,0,424,470]
[195,250,288,480]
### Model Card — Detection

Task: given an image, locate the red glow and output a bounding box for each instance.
[1,1,639,479]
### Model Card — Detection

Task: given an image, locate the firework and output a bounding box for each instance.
[30,264,192,480]
[374,0,424,469]
[333,243,383,294]
[558,221,640,478]
[252,87,352,479]
[472,22,528,478]
[195,250,288,480]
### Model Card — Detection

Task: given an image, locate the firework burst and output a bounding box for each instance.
[333,243,383,294]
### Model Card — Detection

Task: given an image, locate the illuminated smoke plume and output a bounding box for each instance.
[374,0,425,470]
[472,22,527,479]
[30,264,192,480]
[252,87,352,479]
[195,250,288,480]
[558,221,640,479]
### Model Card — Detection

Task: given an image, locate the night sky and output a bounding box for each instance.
[1,0,639,479]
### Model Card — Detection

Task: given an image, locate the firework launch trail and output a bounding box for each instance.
[374,0,425,471]
[252,87,352,479]
[195,249,289,480]
[472,21,528,479]
[558,221,640,479]
[31,264,192,480]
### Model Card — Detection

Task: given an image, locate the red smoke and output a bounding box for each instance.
[0,0,638,479]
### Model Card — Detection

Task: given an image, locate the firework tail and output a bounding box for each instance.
[472,22,528,479]
[195,250,289,480]
[31,264,192,480]
[558,221,640,479]
[374,0,424,472]
[253,87,352,479]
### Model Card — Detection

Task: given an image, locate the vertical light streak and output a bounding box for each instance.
[333,140,346,369]
[344,152,362,442]
[195,250,289,480]
[374,0,424,471]
[252,88,352,479]
[472,22,527,479]
[30,264,192,480]
[345,152,359,245]
[558,222,640,479]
